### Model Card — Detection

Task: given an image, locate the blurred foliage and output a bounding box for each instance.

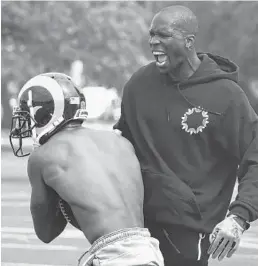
[1,1,258,124]
[1,1,152,90]
[2,1,258,88]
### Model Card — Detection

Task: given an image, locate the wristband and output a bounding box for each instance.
[229,214,250,230]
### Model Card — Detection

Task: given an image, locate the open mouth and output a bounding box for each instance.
[153,51,168,66]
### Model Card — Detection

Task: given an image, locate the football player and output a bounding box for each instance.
[9,73,164,266]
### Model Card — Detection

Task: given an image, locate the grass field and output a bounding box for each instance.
[1,123,258,266]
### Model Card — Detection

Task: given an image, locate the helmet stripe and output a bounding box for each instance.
[19,75,65,136]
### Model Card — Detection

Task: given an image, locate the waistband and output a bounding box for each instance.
[78,227,150,265]
[90,227,149,254]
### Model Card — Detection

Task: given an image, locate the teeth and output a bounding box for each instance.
[156,61,166,66]
[153,51,165,55]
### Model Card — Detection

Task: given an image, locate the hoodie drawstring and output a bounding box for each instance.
[197,233,206,261]
[166,109,170,122]
[176,84,222,116]
[163,229,206,260]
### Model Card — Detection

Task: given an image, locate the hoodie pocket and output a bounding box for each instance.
[142,169,202,220]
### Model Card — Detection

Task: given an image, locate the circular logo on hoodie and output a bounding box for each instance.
[181,107,209,135]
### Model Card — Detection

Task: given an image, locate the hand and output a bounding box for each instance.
[208,215,245,261]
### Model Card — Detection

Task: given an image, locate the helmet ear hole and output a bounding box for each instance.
[34,107,52,127]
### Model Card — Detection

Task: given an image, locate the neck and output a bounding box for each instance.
[168,52,201,82]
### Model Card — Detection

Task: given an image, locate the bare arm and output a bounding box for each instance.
[27,153,67,243]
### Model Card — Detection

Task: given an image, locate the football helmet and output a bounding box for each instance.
[9,72,88,157]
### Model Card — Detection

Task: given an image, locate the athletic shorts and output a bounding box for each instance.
[77,227,164,266]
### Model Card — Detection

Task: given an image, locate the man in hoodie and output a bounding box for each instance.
[114,5,258,266]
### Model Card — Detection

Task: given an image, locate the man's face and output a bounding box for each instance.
[149,13,188,74]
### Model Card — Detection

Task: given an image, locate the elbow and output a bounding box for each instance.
[33,220,61,243]
[35,229,55,243]
[34,222,65,243]
[40,235,54,244]
[30,204,64,243]
[40,237,52,244]
[31,217,57,243]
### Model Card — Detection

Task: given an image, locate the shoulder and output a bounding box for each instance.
[211,79,249,111]
[224,80,251,108]
[217,79,246,99]
[214,80,256,120]
[29,136,69,168]
[27,149,44,178]
[131,61,157,79]
[93,129,136,155]
[115,132,135,151]
[44,135,72,164]
[123,62,157,95]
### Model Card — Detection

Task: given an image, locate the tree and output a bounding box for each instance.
[1,1,151,90]
[2,1,258,127]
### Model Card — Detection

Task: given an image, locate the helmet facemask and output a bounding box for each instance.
[9,107,37,157]
[9,73,88,156]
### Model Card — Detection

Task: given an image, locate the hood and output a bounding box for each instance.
[182,52,239,87]
[163,52,239,87]
[162,53,240,116]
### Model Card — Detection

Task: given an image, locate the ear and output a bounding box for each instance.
[185,35,195,50]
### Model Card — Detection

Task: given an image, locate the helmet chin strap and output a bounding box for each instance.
[27,90,37,147]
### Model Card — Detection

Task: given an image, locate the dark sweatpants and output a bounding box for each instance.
[146,221,210,266]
